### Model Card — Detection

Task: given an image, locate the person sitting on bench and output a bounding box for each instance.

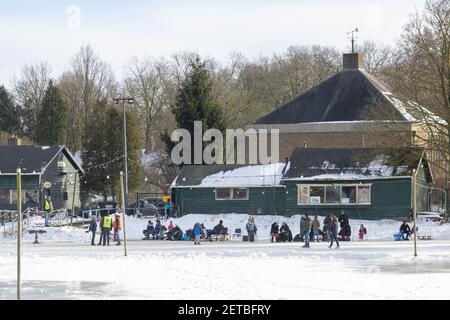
[152,220,162,239]
[167,225,183,241]
[212,220,227,236]
[143,221,154,240]
[400,221,411,240]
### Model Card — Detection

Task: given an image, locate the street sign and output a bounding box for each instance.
[43,181,52,189]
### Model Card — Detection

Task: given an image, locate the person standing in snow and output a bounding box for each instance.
[303,214,312,248]
[43,196,53,227]
[329,216,340,249]
[300,214,306,242]
[113,214,121,246]
[246,217,257,242]
[193,223,203,245]
[168,221,175,232]
[322,215,332,242]
[86,214,97,246]
[312,216,321,242]
[270,222,280,242]
[101,214,112,246]
[97,214,104,245]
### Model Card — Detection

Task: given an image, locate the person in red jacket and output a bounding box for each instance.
[113,214,122,246]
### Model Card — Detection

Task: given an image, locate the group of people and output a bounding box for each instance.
[143,220,184,241]
[269,213,368,249]
[300,214,341,249]
[142,220,229,244]
[87,213,122,246]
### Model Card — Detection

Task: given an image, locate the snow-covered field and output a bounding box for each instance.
[1,214,450,300]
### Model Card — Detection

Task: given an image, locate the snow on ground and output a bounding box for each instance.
[2,214,450,243]
[1,240,450,300]
[1,214,450,300]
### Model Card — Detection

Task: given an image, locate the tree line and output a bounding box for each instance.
[0,0,448,195]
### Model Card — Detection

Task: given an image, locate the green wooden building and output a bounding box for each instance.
[171,163,287,215]
[283,148,433,220]
[0,145,84,211]
[171,148,433,220]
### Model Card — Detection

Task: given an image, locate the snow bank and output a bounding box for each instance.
[2,214,450,243]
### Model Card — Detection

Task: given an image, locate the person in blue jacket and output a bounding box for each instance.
[152,220,161,240]
[193,222,203,245]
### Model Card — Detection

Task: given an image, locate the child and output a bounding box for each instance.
[359,224,367,240]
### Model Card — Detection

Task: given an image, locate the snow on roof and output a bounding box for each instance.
[200,163,286,187]
[283,148,418,182]
[174,163,287,188]
[74,150,83,167]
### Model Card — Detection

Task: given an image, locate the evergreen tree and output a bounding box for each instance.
[162,56,225,164]
[0,85,21,135]
[82,101,140,200]
[36,81,67,145]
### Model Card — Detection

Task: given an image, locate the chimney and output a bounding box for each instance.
[343,53,364,70]
[7,136,21,146]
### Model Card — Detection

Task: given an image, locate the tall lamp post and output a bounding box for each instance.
[113,98,134,211]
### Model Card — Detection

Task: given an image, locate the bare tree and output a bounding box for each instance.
[58,45,117,150]
[376,0,449,193]
[124,57,173,150]
[13,62,52,141]
[360,40,394,77]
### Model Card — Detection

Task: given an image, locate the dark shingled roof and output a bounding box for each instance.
[254,69,411,125]
[284,148,431,181]
[0,145,83,174]
[173,165,251,187]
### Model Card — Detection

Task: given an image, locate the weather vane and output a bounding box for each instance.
[347,27,359,53]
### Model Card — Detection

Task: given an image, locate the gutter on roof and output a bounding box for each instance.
[172,185,286,189]
[282,175,412,182]
[0,173,42,176]
[246,121,412,133]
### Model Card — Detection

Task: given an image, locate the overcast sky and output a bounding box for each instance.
[1,0,427,88]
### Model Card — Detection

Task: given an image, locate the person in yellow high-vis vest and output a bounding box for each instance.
[101,214,112,246]
[43,196,53,227]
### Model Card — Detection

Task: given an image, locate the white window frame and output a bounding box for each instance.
[215,188,249,201]
[297,184,372,206]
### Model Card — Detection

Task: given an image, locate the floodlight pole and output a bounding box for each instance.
[16,168,22,300]
[120,172,128,257]
[413,169,418,257]
[113,98,134,212]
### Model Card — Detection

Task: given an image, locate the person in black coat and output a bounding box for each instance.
[338,212,349,229]
[86,215,97,246]
[270,222,280,242]
[400,221,411,240]
[280,222,293,242]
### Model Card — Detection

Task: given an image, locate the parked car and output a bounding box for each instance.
[89,194,104,203]
[129,200,159,218]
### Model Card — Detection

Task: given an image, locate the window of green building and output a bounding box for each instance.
[298,184,371,205]
[215,188,249,201]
